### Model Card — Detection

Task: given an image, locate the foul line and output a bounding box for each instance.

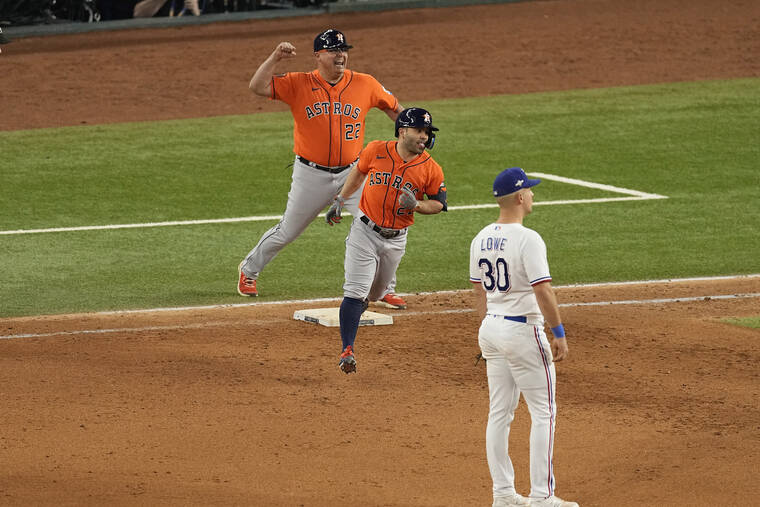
[90,273,760,316]
[2,292,757,341]
[0,173,666,236]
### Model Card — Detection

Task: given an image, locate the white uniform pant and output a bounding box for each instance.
[343,216,406,301]
[242,157,362,277]
[478,315,557,499]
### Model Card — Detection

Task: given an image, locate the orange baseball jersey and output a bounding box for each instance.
[357,140,446,230]
[271,70,398,168]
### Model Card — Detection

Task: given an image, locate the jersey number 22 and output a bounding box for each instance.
[344,123,361,140]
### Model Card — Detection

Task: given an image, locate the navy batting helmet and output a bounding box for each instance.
[394,107,439,149]
[314,29,353,52]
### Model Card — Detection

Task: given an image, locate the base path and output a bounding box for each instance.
[1,277,759,505]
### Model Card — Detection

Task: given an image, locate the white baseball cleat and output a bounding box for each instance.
[493,492,530,506]
[530,495,579,507]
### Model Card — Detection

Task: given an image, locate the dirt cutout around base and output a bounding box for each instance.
[2,0,760,505]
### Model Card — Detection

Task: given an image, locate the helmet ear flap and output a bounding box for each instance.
[425,132,435,150]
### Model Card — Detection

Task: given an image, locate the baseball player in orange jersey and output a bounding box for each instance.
[238,29,408,308]
[325,107,447,374]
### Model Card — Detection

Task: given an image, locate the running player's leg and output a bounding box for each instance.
[366,234,406,302]
[340,221,380,351]
[241,160,335,277]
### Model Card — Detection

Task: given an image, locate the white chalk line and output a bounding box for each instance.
[92,273,760,316]
[0,318,285,340]
[2,290,757,341]
[0,173,667,236]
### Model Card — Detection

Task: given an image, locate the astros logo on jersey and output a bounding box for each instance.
[304,101,361,120]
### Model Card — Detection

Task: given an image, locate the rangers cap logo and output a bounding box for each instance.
[492,167,541,197]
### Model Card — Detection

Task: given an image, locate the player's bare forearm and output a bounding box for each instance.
[533,281,562,328]
[472,282,487,321]
[533,281,569,360]
[339,167,365,200]
[249,57,276,96]
[413,199,444,215]
[383,103,404,121]
[249,42,295,97]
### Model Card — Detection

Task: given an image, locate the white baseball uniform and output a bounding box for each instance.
[469,222,557,500]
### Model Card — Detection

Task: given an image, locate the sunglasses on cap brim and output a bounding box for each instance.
[317,47,351,53]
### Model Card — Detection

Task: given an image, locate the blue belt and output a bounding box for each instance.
[502,316,527,323]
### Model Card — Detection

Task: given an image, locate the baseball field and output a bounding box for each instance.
[1,0,759,505]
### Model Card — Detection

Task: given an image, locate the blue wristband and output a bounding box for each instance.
[551,324,565,339]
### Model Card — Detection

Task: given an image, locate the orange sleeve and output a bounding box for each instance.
[357,141,381,175]
[424,160,445,196]
[368,75,398,112]
[271,72,298,102]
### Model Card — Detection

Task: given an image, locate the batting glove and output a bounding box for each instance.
[398,187,419,210]
[326,195,345,226]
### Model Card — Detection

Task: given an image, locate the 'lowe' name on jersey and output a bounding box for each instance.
[305,102,361,120]
[479,237,507,251]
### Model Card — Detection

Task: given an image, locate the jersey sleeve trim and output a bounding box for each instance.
[470,277,481,283]
[530,276,552,286]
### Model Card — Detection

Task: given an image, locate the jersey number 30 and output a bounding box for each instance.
[478,258,511,292]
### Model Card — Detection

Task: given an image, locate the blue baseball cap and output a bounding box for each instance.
[493,167,541,197]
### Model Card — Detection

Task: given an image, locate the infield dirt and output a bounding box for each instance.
[2,0,759,505]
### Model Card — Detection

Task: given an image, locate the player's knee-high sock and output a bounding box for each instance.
[339,297,364,350]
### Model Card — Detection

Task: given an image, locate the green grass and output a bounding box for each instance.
[722,317,760,329]
[1,78,758,317]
